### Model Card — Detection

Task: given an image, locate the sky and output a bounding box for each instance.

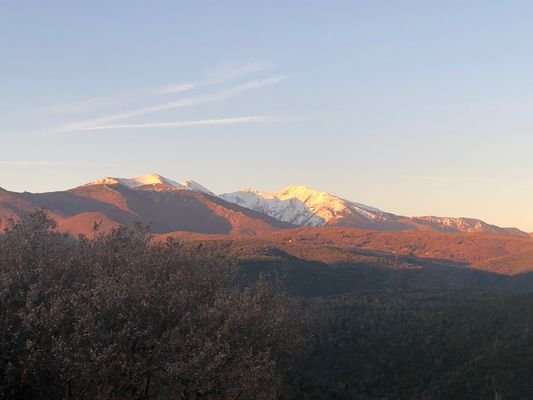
[1,0,533,230]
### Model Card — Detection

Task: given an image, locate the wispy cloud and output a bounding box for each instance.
[157,60,274,94]
[158,83,196,94]
[29,61,275,116]
[206,60,275,81]
[81,116,276,131]
[46,76,288,135]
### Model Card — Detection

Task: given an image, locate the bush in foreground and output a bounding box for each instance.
[0,211,304,400]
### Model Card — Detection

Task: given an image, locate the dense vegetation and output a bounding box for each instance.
[2,212,533,399]
[0,212,304,399]
[290,291,533,399]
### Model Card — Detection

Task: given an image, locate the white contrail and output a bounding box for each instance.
[157,83,196,94]
[39,61,274,113]
[79,116,276,131]
[47,76,287,135]
[157,60,275,94]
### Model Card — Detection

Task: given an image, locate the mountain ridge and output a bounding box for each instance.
[0,173,528,237]
[0,178,291,236]
[221,184,528,236]
[85,173,214,195]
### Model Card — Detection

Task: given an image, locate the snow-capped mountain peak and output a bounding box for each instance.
[220,185,389,227]
[84,173,213,194]
[77,176,528,236]
[179,180,214,195]
[87,173,182,189]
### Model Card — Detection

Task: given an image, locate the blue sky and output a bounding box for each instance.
[1,1,533,230]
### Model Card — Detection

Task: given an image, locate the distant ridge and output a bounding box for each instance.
[221,185,528,237]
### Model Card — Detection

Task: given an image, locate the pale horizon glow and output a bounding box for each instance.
[2,1,533,231]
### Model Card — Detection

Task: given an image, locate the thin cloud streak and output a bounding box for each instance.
[29,61,275,116]
[158,83,196,94]
[47,76,288,135]
[157,60,274,94]
[206,60,275,81]
[82,116,276,131]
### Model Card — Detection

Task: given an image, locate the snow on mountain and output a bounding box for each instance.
[80,176,527,235]
[84,173,214,195]
[220,185,529,235]
[220,185,390,226]
[220,188,325,226]
[179,179,214,195]
[411,216,528,236]
[416,216,489,232]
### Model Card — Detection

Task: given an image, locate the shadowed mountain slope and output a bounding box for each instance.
[0,179,291,236]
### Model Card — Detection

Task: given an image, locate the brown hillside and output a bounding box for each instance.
[0,184,291,237]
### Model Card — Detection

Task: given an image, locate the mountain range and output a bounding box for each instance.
[0,173,527,238]
[220,186,527,236]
